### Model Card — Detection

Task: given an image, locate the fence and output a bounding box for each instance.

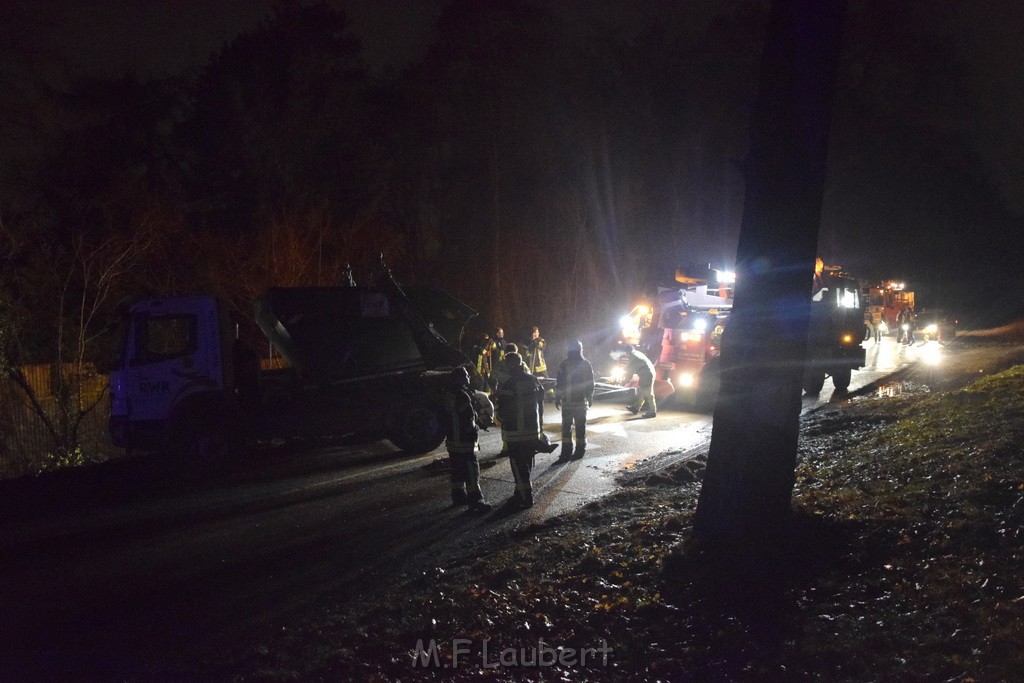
[1,356,289,480]
[0,364,117,480]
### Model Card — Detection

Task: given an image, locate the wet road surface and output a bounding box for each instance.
[0,336,924,676]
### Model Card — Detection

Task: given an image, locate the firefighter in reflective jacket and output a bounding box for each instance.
[472,332,494,387]
[523,327,547,377]
[443,367,493,513]
[495,352,557,508]
[555,339,595,460]
[625,344,657,418]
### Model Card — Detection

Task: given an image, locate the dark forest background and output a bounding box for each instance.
[1,0,1020,368]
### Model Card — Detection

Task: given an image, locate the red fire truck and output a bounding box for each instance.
[864,281,914,331]
[610,267,734,408]
[610,262,866,407]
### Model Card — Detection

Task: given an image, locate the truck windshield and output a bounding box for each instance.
[132,314,197,365]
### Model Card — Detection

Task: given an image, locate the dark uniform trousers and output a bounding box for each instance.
[506,444,536,505]
[561,406,587,456]
[447,446,483,502]
[497,374,547,505]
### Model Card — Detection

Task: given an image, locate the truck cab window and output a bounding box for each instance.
[133,315,197,365]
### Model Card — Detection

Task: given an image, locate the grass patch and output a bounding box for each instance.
[222,365,1024,681]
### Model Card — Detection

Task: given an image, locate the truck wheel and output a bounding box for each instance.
[386,401,445,454]
[831,366,852,391]
[165,412,238,462]
[803,370,826,395]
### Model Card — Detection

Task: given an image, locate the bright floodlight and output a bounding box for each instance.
[692,318,708,332]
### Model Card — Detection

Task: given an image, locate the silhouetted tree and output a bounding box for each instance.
[694,0,846,542]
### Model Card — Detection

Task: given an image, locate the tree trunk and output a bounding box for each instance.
[489,138,506,326]
[693,0,846,542]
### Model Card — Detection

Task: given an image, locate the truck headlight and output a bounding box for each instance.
[677,372,695,388]
[924,324,938,335]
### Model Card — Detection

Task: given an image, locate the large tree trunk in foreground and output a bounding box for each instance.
[694,0,846,542]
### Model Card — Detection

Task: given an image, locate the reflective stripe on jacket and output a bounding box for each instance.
[444,390,478,454]
[523,338,547,374]
[496,373,544,444]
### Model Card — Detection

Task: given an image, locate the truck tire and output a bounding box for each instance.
[831,366,852,391]
[179,421,232,459]
[386,401,445,454]
[803,370,826,395]
[164,396,240,463]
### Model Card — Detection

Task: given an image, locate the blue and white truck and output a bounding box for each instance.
[107,272,477,459]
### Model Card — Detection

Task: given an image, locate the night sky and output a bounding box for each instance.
[3,0,1023,333]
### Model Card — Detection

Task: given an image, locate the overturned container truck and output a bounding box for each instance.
[107,269,477,459]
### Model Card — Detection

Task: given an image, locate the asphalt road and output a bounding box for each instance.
[0,336,924,677]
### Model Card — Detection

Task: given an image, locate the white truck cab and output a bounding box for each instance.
[108,296,233,453]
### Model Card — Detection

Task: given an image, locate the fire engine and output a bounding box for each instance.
[864,281,914,331]
[610,266,734,408]
[610,261,866,408]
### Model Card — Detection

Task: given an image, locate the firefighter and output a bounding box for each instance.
[492,327,508,363]
[555,339,595,460]
[523,326,548,377]
[472,332,494,387]
[490,342,519,393]
[897,305,916,345]
[443,366,493,513]
[865,306,883,343]
[625,344,657,418]
[495,352,558,508]
[489,327,508,387]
